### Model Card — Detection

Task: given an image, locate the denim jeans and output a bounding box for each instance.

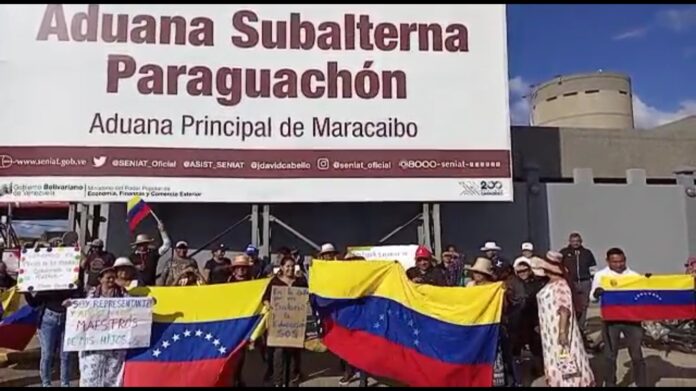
[38,309,71,387]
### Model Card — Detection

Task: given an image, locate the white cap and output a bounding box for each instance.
[521,242,534,251]
[175,241,189,248]
[319,243,337,255]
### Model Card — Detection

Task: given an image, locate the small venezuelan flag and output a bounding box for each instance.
[600,274,696,322]
[127,196,152,231]
[309,260,504,387]
[124,279,269,386]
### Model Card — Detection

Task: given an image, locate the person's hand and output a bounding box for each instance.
[558,331,569,348]
[534,326,540,334]
[412,277,423,283]
[62,299,73,308]
[157,222,165,231]
[593,287,605,299]
[263,301,272,311]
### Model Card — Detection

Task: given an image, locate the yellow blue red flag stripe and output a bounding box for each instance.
[600,274,696,321]
[309,260,504,387]
[124,279,269,386]
[126,196,152,231]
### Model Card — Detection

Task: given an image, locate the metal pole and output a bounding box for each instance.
[432,203,442,257]
[421,203,431,249]
[188,214,251,258]
[378,213,422,244]
[251,204,259,248]
[262,205,271,259]
[78,203,89,248]
[269,215,320,251]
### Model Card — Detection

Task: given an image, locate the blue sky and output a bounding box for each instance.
[507,4,696,128]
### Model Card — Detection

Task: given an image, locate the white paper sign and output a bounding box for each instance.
[347,244,419,269]
[17,247,81,292]
[64,297,154,352]
[2,249,21,277]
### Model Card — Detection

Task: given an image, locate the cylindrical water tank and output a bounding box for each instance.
[530,72,634,129]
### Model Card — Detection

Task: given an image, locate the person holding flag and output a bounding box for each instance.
[126,196,171,286]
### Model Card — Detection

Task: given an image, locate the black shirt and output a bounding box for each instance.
[129,250,160,286]
[405,266,448,287]
[25,289,83,314]
[262,275,309,303]
[204,258,232,284]
[560,246,597,281]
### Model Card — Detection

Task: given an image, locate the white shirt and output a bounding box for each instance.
[590,266,640,302]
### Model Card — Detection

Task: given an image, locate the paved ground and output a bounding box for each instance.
[2,306,695,387]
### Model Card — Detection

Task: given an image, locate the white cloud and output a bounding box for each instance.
[612,27,649,41]
[632,95,696,128]
[656,6,696,32]
[508,76,532,125]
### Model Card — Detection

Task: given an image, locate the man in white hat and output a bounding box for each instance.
[480,241,510,269]
[519,242,545,274]
[318,243,339,260]
[128,222,171,286]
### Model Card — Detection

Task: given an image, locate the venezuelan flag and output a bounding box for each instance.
[126,196,152,231]
[124,279,269,386]
[600,274,696,322]
[0,288,40,350]
[309,260,504,387]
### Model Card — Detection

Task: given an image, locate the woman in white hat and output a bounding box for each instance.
[114,257,139,290]
[465,257,496,287]
[534,252,594,387]
[317,243,339,260]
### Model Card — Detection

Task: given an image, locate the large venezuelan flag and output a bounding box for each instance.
[124,279,269,386]
[309,260,504,387]
[600,274,696,321]
[126,196,152,231]
[0,289,40,350]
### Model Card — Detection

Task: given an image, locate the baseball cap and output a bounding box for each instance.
[90,239,104,247]
[175,241,189,249]
[245,244,259,255]
[521,242,534,251]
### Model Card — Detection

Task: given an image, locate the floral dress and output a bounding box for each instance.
[78,287,128,387]
[536,279,594,387]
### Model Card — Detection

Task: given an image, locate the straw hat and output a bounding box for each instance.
[131,234,154,246]
[465,257,495,277]
[231,255,251,268]
[533,251,565,276]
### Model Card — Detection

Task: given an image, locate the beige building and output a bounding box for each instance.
[531,72,635,129]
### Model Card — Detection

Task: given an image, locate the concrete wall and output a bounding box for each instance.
[546,169,690,273]
[559,124,696,178]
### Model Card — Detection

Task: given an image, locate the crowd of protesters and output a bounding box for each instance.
[2,227,692,388]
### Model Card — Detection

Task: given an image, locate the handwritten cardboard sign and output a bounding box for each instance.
[347,244,420,269]
[267,286,308,348]
[17,247,81,292]
[63,297,153,352]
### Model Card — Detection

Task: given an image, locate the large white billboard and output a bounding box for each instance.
[0,4,512,203]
